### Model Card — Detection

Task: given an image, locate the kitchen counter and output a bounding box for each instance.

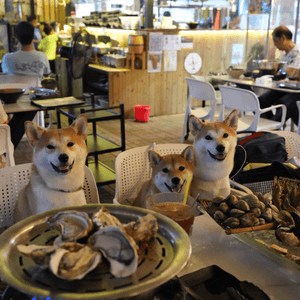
[180,214,300,300]
[88,64,131,73]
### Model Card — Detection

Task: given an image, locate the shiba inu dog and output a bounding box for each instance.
[14,114,88,222]
[134,145,195,208]
[189,109,238,200]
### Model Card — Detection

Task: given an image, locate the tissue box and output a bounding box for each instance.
[255,76,273,87]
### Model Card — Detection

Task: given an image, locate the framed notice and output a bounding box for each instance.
[181,36,193,49]
[148,52,162,73]
[149,32,163,53]
[163,35,181,51]
[164,50,177,72]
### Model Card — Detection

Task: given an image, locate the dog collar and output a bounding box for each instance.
[50,186,83,193]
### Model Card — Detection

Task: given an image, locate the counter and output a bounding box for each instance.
[181,214,300,300]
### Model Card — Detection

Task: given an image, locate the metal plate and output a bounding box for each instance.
[0,204,191,300]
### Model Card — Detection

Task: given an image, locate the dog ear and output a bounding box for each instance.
[25,121,46,147]
[181,145,194,162]
[189,115,204,136]
[70,114,88,139]
[224,109,238,131]
[148,150,162,167]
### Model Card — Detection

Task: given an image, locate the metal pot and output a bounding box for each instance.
[254,59,280,71]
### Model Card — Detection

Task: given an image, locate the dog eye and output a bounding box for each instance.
[179,166,185,171]
[223,133,229,138]
[162,168,169,173]
[47,145,54,149]
[67,142,74,147]
[205,135,212,140]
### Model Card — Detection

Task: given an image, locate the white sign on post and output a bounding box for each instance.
[231,44,244,65]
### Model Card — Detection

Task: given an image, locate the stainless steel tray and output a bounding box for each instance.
[0,204,191,300]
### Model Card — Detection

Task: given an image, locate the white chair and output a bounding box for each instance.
[180,77,218,143]
[113,143,252,205]
[0,74,50,128]
[0,163,100,228]
[0,124,15,167]
[218,85,287,132]
[297,101,300,135]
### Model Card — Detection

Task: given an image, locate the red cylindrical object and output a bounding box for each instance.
[135,105,151,122]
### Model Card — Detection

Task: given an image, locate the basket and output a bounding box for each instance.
[199,199,277,235]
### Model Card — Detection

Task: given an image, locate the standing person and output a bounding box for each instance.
[38,25,58,73]
[27,15,42,50]
[259,25,300,125]
[2,21,50,149]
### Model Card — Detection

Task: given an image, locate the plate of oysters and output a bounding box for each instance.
[0,204,191,300]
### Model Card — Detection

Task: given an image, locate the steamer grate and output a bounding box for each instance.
[0,204,191,300]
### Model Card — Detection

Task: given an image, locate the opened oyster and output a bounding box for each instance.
[17,244,57,268]
[89,226,138,278]
[49,242,101,280]
[92,206,122,228]
[46,210,94,245]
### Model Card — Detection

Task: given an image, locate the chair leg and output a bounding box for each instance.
[47,110,53,129]
[180,112,189,143]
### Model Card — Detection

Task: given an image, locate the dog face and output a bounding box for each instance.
[189,109,238,165]
[25,114,88,184]
[149,146,195,193]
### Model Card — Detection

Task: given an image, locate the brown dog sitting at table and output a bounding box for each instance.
[133,145,195,208]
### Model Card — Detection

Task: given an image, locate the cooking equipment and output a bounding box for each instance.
[0,204,191,300]
[0,88,25,104]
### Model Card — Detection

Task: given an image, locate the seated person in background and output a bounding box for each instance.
[222,15,241,29]
[27,15,42,50]
[0,101,8,168]
[259,25,300,126]
[2,21,50,82]
[2,21,50,149]
[38,25,58,73]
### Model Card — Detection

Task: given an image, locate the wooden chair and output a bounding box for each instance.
[0,124,15,167]
[180,78,218,143]
[0,163,100,228]
[218,85,287,132]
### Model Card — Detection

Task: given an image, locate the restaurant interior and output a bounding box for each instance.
[1,0,300,299]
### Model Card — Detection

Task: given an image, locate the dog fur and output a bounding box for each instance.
[134,145,195,208]
[189,109,238,199]
[14,114,88,222]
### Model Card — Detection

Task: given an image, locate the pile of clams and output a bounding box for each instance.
[207,192,280,229]
[17,207,158,280]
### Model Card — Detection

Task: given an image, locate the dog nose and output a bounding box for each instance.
[58,154,69,163]
[171,177,180,185]
[216,145,225,153]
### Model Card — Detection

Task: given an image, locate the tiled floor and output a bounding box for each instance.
[14,112,192,203]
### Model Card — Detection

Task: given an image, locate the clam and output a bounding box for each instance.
[250,208,261,218]
[270,204,279,212]
[207,202,219,217]
[234,200,250,212]
[49,242,101,280]
[242,194,260,208]
[226,194,239,207]
[211,196,225,204]
[261,208,273,223]
[214,210,227,222]
[273,210,295,227]
[230,209,245,218]
[256,192,272,206]
[123,214,158,242]
[223,217,240,228]
[259,218,266,225]
[92,207,122,228]
[275,227,300,247]
[258,201,266,211]
[219,202,230,214]
[239,213,258,227]
[46,210,94,246]
[89,226,138,278]
[17,244,57,267]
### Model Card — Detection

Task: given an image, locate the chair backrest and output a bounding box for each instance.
[0,124,15,167]
[297,101,300,135]
[0,74,40,93]
[186,77,218,102]
[113,143,190,205]
[218,85,260,113]
[0,163,99,228]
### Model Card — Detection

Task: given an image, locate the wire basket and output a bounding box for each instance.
[199,199,276,235]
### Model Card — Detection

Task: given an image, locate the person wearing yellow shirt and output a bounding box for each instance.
[38,25,58,73]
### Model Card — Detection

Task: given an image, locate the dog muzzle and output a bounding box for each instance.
[164,180,186,193]
[208,150,226,161]
[51,160,75,174]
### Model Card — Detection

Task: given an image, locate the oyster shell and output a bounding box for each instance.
[273,210,295,227]
[123,214,158,242]
[92,207,122,228]
[49,242,101,281]
[17,244,57,267]
[46,210,94,246]
[275,227,300,247]
[89,226,138,278]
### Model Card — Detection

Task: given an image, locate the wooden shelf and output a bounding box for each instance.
[86,134,122,156]
[87,161,116,186]
[126,52,146,70]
